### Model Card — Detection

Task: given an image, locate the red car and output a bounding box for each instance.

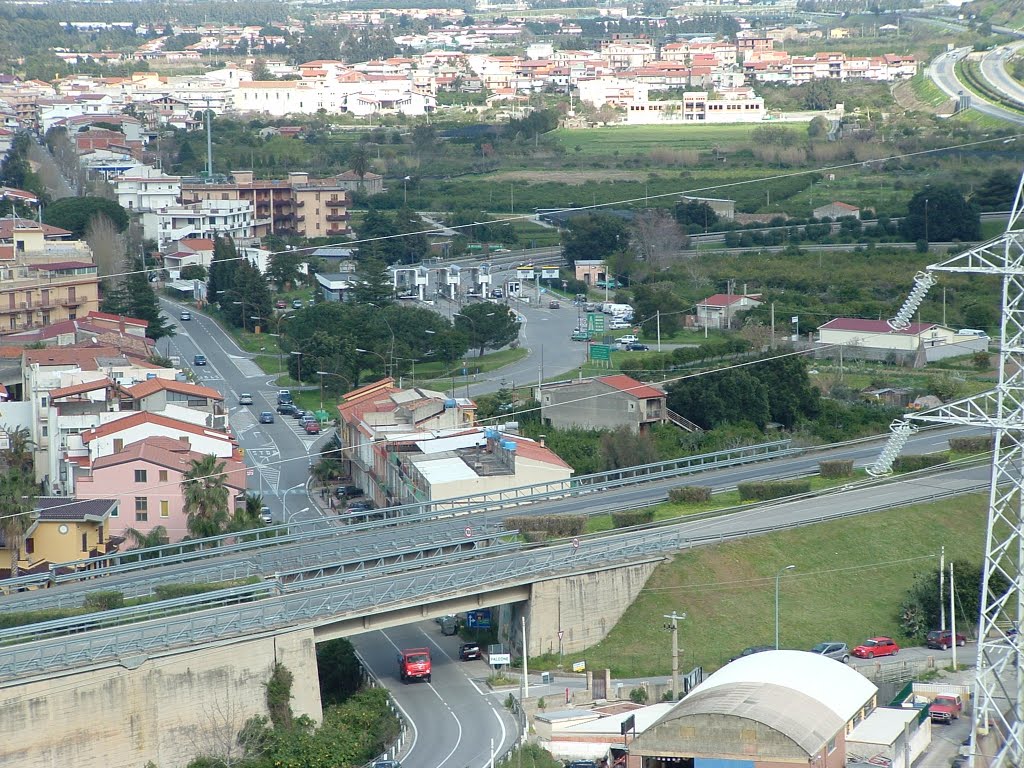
[304,420,321,434]
[852,637,900,659]
[275,300,287,309]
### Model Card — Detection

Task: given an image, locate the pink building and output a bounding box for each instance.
[80,436,246,543]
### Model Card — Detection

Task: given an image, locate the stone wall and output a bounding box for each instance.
[0,627,321,768]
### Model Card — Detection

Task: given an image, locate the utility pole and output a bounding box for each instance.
[656,310,661,352]
[950,561,958,670]
[522,615,529,698]
[940,545,946,632]
[663,611,685,701]
[770,302,776,350]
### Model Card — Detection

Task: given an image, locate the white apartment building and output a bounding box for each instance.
[114,165,182,213]
[142,199,262,249]
[624,87,765,124]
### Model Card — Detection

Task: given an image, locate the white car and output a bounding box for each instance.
[617,335,639,345]
[609,320,632,330]
[239,393,253,405]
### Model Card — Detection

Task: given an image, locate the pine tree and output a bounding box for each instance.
[208,236,240,306]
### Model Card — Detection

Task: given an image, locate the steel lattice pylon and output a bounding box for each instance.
[868,170,1024,768]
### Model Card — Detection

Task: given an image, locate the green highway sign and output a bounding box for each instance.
[587,312,606,333]
[589,344,612,361]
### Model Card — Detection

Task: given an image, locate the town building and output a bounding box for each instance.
[814,201,861,220]
[0,223,98,334]
[142,199,261,249]
[0,497,118,578]
[113,165,182,213]
[816,318,989,366]
[695,293,763,329]
[85,436,246,543]
[624,88,765,125]
[538,375,678,434]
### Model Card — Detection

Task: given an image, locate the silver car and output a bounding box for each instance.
[810,641,850,663]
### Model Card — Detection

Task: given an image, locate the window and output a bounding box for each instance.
[827,736,836,754]
[160,500,169,518]
[40,396,48,408]
[134,469,147,483]
[159,470,168,482]
[25,538,33,555]
[135,496,148,522]
[114,438,124,452]
[81,533,88,552]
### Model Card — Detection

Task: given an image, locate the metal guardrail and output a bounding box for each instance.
[0,440,793,595]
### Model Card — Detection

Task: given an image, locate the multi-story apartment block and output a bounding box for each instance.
[114,165,182,213]
[0,224,98,334]
[142,198,261,249]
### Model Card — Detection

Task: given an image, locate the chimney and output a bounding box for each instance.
[538,434,546,448]
[119,315,125,333]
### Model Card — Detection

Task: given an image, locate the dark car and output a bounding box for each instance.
[625,343,650,351]
[335,485,363,499]
[567,762,598,768]
[347,500,375,513]
[277,390,293,405]
[926,629,968,650]
[459,643,482,661]
[276,402,298,416]
[259,411,275,424]
[193,354,207,366]
[730,646,773,662]
[372,762,401,768]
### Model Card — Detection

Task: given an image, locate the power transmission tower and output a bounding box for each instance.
[868,168,1024,768]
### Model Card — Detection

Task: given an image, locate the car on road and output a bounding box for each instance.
[259,411,275,424]
[491,288,504,299]
[548,300,560,309]
[275,300,287,309]
[625,343,650,351]
[730,645,773,661]
[571,330,591,341]
[372,761,401,768]
[304,420,321,434]
[852,637,900,659]
[458,643,482,661]
[180,310,191,321]
[276,402,298,416]
[238,393,253,405]
[608,319,632,330]
[616,335,639,345]
[926,629,968,650]
[809,642,850,663]
[291,299,303,309]
[259,506,273,524]
[567,761,598,768]
[277,390,293,405]
[193,354,206,366]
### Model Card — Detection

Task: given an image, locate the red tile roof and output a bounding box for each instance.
[597,375,666,401]
[698,293,763,307]
[179,237,214,251]
[84,310,149,328]
[124,377,223,401]
[819,318,938,336]
[507,434,572,470]
[49,378,119,400]
[91,436,246,489]
[82,411,232,444]
[0,219,72,239]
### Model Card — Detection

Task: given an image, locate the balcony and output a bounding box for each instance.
[295,200,305,208]
[295,215,305,223]
[326,198,346,208]
[61,297,83,307]
[325,228,348,236]
[326,214,347,222]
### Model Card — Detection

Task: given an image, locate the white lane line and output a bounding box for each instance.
[356,645,419,762]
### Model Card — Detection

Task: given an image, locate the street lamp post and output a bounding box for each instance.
[453,312,495,357]
[315,370,351,410]
[663,610,686,701]
[290,350,303,384]
[774,564,796,650]
[232,300,247,331]
[355,347,389,378]
[367,303,396,376]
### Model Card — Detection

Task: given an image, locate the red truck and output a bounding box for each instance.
[930,694,964,724]
[399,648,432,683]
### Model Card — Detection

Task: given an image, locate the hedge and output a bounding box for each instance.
[83,590,124,611]
[819,460,854,479]
[668,486,712,503]
[737,479,812,501]
[892,453,949,472]
[504,514,587,539]
[948,437,994,453]
[611,509,655,528]
[153,583,226,600]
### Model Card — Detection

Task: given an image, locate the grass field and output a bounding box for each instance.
[908,72,953,108]
[550,124,808,156]
[530,493,989,677]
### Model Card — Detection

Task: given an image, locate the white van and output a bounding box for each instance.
[609,319,632,330]
[956,329,988,337]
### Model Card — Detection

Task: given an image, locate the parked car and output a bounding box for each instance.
[571,330,590,342]
[277,390,293,405]
[193,354,207,366]
[625,343,650,351]
[548,300,560,309]
[809,642,850,663]
[730,645,773,662]
[608,320,632,330]
[567,761,598,768]
[291,299,303,309]
[298,410,317,423]
[304,420,321,434]
[276,402,298,416]
[459,643,482,661]
[259,411,275,424]
[238,393,253,405]
[852,637,900,659]
[180,310,192,321]
[259,506,273,524]
[335,485,363,499]
[347,500,375,512]
[616,335,639,345]
[926,629,967,650]
[275,300,287,309]
[372,761,401,768]
[930,694,964,724]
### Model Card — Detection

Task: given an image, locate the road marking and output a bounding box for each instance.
[356,645,419,762]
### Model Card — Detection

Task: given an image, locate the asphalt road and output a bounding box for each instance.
[981,43,1024,106]
[928,47,1024,125]
[158,298,327,526]
[353,622,519,768]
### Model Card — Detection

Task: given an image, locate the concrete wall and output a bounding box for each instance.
[541,381,641,433]
[0,627,322,768]
[525,558,662,656]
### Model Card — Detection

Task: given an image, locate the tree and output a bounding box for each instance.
[266,251,303,290]
[455,303,520,357]
[180,264,208,281]
[208,236,240,308]
[0,472,35,578]
[410,124,437,157]
[666,368,770,430]
[225,259,273,331]
[630,210,685,272]
[807,115,830,140]
[899,560,1003,640]
[227,493,264,533]
[599,426,658,470]
[561,214,631,268]
[349,144,370,187]
[631,283,687,337]
[181,454,231,541]
[902,186,981,243]
[123,525,169,551]
[43,196,129,238]
[353,257,394,306]
[101,256,175,340]
[973,170,1019,211]
[86,213,128,280]
[803,78,839,111]
[673,200,719,231]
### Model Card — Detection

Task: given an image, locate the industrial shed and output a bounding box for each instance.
[628,650,878,768]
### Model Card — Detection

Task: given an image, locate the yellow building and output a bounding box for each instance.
[0,223,99,334]
[0,497,117,577]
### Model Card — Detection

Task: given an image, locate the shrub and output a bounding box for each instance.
[504,514,586,539]
[83,590,124,611]
[153,583,223,600]
[818,460,854,479]
[629,686,649,704]
[611,509,655,528]
[668,486,712,503]
[737,479,812,501]
[892,453,949,472]
[948,437,993,454]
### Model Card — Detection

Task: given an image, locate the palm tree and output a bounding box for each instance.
[0,472,37,578]
[227,493,263,534]
[123,525,169,558]
[180,454,231,542]
[0,424,33,475]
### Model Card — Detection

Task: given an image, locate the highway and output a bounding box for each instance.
[981,43,1024,106]
[928,47,1024,125]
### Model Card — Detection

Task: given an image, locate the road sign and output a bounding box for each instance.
[490,653,512,666]
[465,526,473,538]
[589,344,611,362]
[587,312,605,333]
[467,609,492,629]
[557,629,564,641]
[572,661,586,673]
[571,537,580,550]
[246,468,254,477]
